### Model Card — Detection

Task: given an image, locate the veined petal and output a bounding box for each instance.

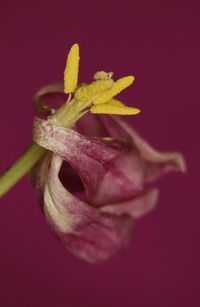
[33,118,145,206]
[89,153,144,206]
[101,116,187,181]
[33,118,128,202]
[38,154,133,263]
[90,103,140,115]
[76,114,186,205]
[75,79,113,101]
[93,76,134,105]
[101,188,159,220]
[64,44,80,93]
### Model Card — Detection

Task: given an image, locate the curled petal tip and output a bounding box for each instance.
[172,152,187,173]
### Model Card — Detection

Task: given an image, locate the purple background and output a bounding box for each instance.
[0,1,199,306]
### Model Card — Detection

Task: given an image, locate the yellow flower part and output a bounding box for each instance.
[93,71,113,80]
[64,43,80,94]
[93,76,134,105]
[90,102,140,115]
[106,98,125,107]
[75,79,113,101]
[61,44,140,118]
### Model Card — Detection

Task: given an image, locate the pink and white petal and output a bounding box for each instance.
[44,154,133,263]
[78,114,186,182]
[100,188,159,220]
[33,118,128,202]
[60,215,133,264]
[101,116,186,182]
[91,153,144,206]
[29,152,53,198]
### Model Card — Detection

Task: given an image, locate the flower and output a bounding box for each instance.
[31,110,185,263]
[28,43,186,263]
[0,43,186,263]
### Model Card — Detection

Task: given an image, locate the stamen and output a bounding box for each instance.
[106,98,125,106]
[64,44,80,94]
[90,103,140,115]
[75,79,113,101]
[93,76,134,105]
[93,71,113,80]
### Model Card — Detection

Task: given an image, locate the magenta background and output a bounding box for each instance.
[0,1,199,306]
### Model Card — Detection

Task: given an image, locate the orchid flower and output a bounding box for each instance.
[0,44,186,263]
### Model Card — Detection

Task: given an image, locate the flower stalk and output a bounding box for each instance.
[0,143,45,198]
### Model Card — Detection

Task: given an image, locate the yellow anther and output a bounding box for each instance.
[93,76,134,105]
[93,71,113,80]
[107,98,124,107]
[62,44,140,118]
[64,43,80,94]
[75,79,113,101]
[90,103,140,115]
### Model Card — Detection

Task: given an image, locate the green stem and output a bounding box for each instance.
[0,143,46,198]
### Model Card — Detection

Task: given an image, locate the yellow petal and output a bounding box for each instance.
[93,76,134,105]
[75,79,113,101]
[64,43,80,94]
[90,103,140,115]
